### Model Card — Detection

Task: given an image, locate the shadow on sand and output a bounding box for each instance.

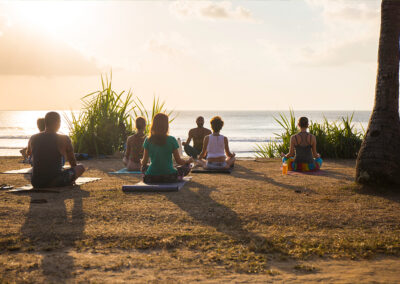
[19,187,89,282]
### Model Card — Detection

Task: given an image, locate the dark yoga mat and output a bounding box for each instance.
[122,177,191,192]
[191,167,233,174]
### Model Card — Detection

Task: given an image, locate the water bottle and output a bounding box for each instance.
[282,163,288,175]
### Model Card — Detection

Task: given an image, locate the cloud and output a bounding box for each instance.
[170,1,254,22]
[144,32,192,57]
[0,23,100,76]
[270,0,381,67]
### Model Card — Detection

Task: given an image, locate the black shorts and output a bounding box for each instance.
[32,168,76,188]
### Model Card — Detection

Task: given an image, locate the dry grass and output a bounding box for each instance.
[0,157,400,283]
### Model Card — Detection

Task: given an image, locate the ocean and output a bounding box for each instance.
[0,110,371,157]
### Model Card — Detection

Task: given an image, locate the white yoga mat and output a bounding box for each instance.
[7,177,101,192]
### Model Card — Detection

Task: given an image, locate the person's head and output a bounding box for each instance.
[37,118,45,132]
[298,117,309,129]
[196,116,204,127]
[44,111,61,132]
[210,116,224,133]
[149,113,169,145]
[135,116,146,132]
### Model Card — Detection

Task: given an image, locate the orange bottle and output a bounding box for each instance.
[282,163,288,175]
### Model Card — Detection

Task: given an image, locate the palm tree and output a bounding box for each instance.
[356,0,400,184]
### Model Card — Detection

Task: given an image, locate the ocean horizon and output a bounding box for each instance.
[0,110,371,157]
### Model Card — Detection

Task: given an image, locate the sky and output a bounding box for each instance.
[0,0,381,111]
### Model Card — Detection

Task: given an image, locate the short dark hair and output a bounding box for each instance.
[44,112,61,128]
[135,116,146,131]
[298,117,309,128]
[196,116,204,127]
[37,118,45,132]
[210,116,224,133]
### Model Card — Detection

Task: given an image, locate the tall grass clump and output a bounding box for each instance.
[67,73,135,155]
[255,111,364,159]
[132,96,177,134]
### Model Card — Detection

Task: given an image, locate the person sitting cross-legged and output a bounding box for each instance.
[281,116,323,172]
[182,116,211,159]
[197,116,235,170]
[141,113,193,183]
[27,112,85,188]
[123,116,147,171]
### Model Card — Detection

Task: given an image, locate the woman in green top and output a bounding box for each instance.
[141,113,193,183]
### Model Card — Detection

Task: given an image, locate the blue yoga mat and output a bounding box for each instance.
[122,177,192,192]
[109,168,142,175]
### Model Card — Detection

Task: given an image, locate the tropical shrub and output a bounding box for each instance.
[254,112,364,159]
[67,73,135,155]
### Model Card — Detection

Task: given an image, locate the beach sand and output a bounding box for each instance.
[0,157,399,283]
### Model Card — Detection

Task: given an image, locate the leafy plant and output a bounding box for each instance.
[66,72,135,155]
[254,111,364,159]
[132,96,177,134]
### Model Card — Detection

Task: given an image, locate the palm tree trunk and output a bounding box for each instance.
[356,0,400,184]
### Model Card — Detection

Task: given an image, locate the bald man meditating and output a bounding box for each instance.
[27,111,85,188]
[182,116,212,159]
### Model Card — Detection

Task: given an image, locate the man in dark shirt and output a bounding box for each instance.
[182,116,212,159]
[27,112,85,188]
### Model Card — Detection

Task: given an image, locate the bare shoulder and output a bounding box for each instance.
[205,128,212,135]
[58,134,71,144]
[127,135,135,143]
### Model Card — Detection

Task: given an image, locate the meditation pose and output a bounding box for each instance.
[281,117,322,171]
[182,116,211,159]
[20,118,45,162]
[141,113,193,183]
[197,116,235,169]
[27,112,85,188]
[123,116,147,171]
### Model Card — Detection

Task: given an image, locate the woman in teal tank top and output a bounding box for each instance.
[141,113,193,183]
[281,117,323,172]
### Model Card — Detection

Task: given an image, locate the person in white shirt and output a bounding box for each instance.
[197,116,235,169]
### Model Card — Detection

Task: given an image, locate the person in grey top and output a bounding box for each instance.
[281,117,322,171]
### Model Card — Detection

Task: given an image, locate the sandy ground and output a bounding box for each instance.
[0,157,399,283]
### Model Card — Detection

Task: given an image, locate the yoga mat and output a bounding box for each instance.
[7,177,101,193]
[285,170,324,176]
[122,177,192,192]
[108,168,142,175]
[2,166,70,174]
[191,167,233,174]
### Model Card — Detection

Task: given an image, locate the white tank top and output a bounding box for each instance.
[207,134,225,158]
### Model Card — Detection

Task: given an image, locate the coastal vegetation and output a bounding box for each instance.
[254,111,363,159]
[67,73,175,156]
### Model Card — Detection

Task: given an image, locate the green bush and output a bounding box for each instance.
[132,96,177,135]
[66,73,135,156]
[254,111,364,159]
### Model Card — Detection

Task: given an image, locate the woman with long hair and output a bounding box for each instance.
[281,117,322,171]
[197,116,235,169]
[141,113,192,183]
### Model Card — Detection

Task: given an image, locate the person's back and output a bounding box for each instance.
[28,111,85,188]
[281,116,322,172]
[207,134,225,158]
[191,127,212,153]
[294,132,314,164]
[145,135,178,176]
[31,132,63,187]
[123,116,147,171]
[130,132,146,163]
[141,113,192,183]
[183,116,211,159]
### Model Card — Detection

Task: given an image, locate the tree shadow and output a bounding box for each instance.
[20,187,89,282]
[232,164,315,193]
[348,183,400,204]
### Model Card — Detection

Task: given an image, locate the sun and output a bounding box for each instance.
[7,1,88,36]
